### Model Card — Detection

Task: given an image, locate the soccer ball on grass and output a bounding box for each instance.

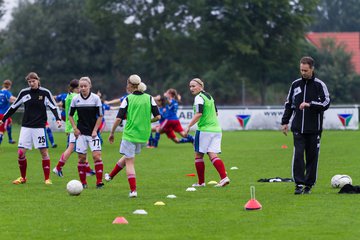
[331,175,352,188]
[66,180,83,196]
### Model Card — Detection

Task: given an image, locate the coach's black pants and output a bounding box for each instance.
[292,132,321,187]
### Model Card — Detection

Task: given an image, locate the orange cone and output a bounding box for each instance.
[112,217,129,224]
[244,186,262,210]
[281,145,288,149]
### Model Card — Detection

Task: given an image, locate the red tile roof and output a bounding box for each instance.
[306,32,360,74]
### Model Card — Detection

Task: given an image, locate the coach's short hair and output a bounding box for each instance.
[300,56,315,68]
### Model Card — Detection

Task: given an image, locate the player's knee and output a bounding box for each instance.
[78,154,87,162]
[18,149,25,158]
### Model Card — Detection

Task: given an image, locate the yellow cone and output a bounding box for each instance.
[154,201,166,206]
[208,180,218,185]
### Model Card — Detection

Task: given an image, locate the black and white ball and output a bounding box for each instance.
[66,180,83,196]
[331,175,352,188]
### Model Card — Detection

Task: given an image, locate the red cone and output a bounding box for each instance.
[244,199,262,210]
[186,173,196,177]
[244,186,262,211]
[281,145,288,149]
[112,217,129,224]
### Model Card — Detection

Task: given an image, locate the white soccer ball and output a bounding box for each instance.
[331,175,352,188]
[66,180,83,196]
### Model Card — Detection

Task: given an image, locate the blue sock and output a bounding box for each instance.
[154,132,160,147]
[187,134,194,143]
[179,134,194,143]
[0,134,3,144]
[155,132,160,140]
[46,128,55,146]
[6,125,13,142]
[179,138,188,143]
[148,133,154,146]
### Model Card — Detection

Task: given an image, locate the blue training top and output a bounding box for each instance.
[0,89,12,114]
[165,99,179,120]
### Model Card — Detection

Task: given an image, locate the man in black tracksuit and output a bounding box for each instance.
[281,56,330,195]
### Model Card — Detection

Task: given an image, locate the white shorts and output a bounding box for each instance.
[75,135,102,154]
[67,133,76,144]
[120,140,145,158]
[194,130,222,154]
[18,127,48,150]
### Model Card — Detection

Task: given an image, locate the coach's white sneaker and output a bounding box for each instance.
[192,183,206,187]
[129,191,138,198]
[215,177,230,187]
[104,173,112,182]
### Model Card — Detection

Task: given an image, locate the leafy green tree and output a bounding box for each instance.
[315,38,358,103]
[231,0,318,105]
[0,0,5,19]
[310,0,360,32]
[0,0,321,104]
[0,0,115,94]
[87,0,319,104]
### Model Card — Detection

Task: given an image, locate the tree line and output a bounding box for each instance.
[0,0,359,105]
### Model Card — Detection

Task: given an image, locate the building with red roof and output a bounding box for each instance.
[305,32,360,74]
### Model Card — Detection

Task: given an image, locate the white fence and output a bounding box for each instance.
[47,105,359,131]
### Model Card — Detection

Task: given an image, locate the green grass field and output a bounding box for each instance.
[1,127,360,240]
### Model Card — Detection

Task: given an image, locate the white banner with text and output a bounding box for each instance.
[47,106,359,131]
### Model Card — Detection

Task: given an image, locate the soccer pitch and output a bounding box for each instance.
[0,128,359,240]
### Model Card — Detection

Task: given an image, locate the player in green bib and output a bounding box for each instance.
[53,79,94,177]
[108,75,160,198]
[185,78,230,188]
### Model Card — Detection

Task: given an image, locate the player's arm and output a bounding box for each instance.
[1,90,26,124]
[185,113,202,135]
[309,82,331,112]
[104,98,120,105]
[92,97,103,138]
[46,91,62,127]
[9,95,16,103]
[150,96,160,122]
[69,99,80,137]
[108,118,121,144]
[281,85,294,136]
[110,106,120,110]
[109,97,128,143]
[185,96,203,135]
[150,96,161,122]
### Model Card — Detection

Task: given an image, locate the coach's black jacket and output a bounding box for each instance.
[281,75,330,134]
